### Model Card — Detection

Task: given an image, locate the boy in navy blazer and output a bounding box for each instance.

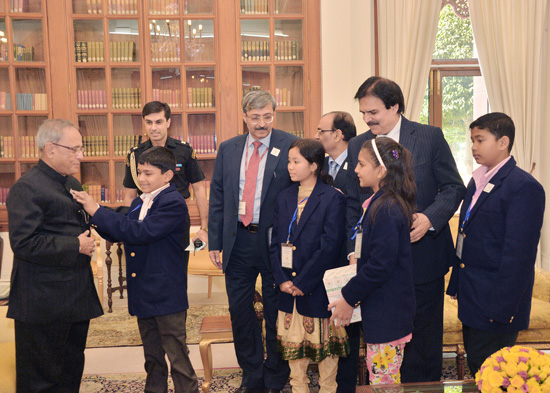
[72,146,198,393]
[447,112,545,375]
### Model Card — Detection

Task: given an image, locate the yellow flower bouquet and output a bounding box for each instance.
[476,345,550,392]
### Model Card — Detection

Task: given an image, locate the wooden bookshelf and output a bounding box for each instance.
[0,0,321,229]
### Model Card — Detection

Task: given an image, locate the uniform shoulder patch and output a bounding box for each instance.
[177,139,190,146]
[191,149,197,160]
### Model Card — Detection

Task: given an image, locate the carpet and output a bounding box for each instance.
[86,304,230,348]
[80,359,469,392]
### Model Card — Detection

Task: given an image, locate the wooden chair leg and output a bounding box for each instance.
[457,344,466,380]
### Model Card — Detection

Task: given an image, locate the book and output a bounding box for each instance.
[323,265,362,324]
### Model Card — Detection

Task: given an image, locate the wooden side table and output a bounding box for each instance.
[198,315,233,393]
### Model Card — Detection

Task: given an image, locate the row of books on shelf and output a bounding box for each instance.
[83,0,139,15]
[14,44,34,62]
[77,90,108,110]
[188,180,211,201]
[0,187,9,205]
[287,130,305,138]
[82,184,112,203]
[9,0,30,13]
[19,136,38,158]
[0,136,14,158]
[274,88,292,107]
[188,134,216,155]
[112,88,142,109]
[114,134,140,156]
[240,0,268,15]
[150,41,180,63]
[75,41,137,63]
[241,40,301,62]
[0,44,9,62]
[152,89,182,108]
[0,92,11,110]
[16,93,48,111]
[82,136,108,157]
[187,87,214,108]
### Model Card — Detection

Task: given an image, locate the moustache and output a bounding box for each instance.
[255,126,269,131]
[367,122,379,127]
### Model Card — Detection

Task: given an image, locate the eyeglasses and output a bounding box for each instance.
[246,114,274,124]
[52,142,85,155]
[316,129,335,135]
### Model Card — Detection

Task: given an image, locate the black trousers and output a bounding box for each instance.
[137,310,198,393]
[400,277,445,383]
[225,226,290,390]
[463,324,518,376]
[14,319,90,393]
[336,322,362,392]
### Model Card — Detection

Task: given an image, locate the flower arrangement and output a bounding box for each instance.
[476,345,550,392]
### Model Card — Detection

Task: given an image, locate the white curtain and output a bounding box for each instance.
[468,0,548,172]
[376,0,441,121]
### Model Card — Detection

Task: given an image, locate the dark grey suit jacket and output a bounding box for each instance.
[7,160,103,323]
[347,116,466,284]
[208,129,298,270]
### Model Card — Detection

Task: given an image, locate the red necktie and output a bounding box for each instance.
[241,141,262,226]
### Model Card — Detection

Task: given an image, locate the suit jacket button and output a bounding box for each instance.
[490,319,494,323]
[131,273,136,278]
[292,272,296,277]
[510,316,514,323]
[460,263,465,268]
[130,252,135,257]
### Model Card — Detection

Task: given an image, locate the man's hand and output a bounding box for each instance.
[328,297,354,327]
[78,230,95,256]
[279,281,294,294]
[209,250,222,269]
[71,190,99,216]
[410,213,432,243]
[291,286,304,297]
[192,229,208,245]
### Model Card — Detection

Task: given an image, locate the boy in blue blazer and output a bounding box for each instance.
[447,112,545,375]
[72,146,198,393]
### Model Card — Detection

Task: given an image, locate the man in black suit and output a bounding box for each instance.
[346,77,466,382]
[315,111,362,393]
[7,119,104,393]
[208,90,297,393]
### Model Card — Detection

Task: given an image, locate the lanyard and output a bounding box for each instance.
[461,200,474,231]
[129,203,143,214]
[350,207,367,240]
[286,197,309,243]
[245,136,268,173]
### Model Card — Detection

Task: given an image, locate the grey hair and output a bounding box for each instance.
[36,119,79,151]
[242,89,277,114]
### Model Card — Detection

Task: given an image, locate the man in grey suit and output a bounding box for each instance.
[208,90,297,393]
[346,77,466,383]
[7,119,104,393]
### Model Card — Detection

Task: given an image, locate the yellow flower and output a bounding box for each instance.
[488,371,504,388]
[504,363,519,376]
[511,375,525,388]
[518,362,529,372]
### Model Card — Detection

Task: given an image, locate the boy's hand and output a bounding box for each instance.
[71,190,99,216]
[279,281,294,294]
[78,230,95,256]
[209,250,222,270]
[328,298,354,327]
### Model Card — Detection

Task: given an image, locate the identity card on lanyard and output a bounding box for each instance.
[351,208,367,260]
[282,197,308,269]
[456,202,474,259]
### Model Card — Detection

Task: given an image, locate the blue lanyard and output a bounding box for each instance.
[286,197,308,243]
[461,201,474,231]
[129,203,142,215]
[350,207,367,240]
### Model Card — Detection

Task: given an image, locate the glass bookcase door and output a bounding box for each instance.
[113,114,142,156]
[185,67,214,108]
[152,67,182,108]
[0,68,10,109]
[0,19,8,62]
[276,111,303,138]
[72,0,103,15]
[184,19,214,62]
[240,0,268,15]
[17,115,45,158]
[242,66,270,96]
[76,68,106,110]
[240,19,269,62]
[148,0,178,15]
[149,19,180,63]
[108,19,140,63]
[73,20,105,63]
[81,162,110,203]
[167,113,183,140]
[78,115,108,157]
[0,163,15,204]
[111,68,141,110]
[108,0,138,15]
[274,20,302,61]
[274,0,302,14]
[114,161,126,203]
[188,113,216,155]
[15,68,46,110]
[275,65,303,107]
[12,19,44,62]
[185,0,214,15]
[9,0,41,13]
[0,116,14,158]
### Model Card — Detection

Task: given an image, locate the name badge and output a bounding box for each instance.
[354,230,363,259]
[456,232,464,259]
[343,162,348,170]
[271,147,280,157]
[239,201,246,215]
[281,243,293,269]
[483,183,494,193]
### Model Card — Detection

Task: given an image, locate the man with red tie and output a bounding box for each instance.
[208,90,298,393]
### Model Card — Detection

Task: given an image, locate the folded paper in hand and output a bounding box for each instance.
[323,264,362,323]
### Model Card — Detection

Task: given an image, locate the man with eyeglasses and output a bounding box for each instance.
[6,119,103,392]
[208,89,297,393]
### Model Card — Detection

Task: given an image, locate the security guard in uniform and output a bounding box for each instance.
[123,101,209,250]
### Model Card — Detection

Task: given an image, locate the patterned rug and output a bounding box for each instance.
[86,304,230,348]
[80,359,469,392]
